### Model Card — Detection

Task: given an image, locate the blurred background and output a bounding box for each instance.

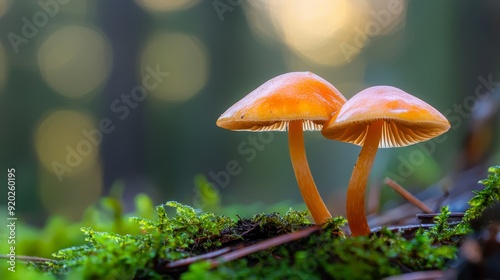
[1,0,499,225]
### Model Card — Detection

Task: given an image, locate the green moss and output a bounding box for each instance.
[5,166,499,279]
[456,165,500,233]
[186,226,455,280]
[421,205,458,244]
[41,202,456,279]
[46,201,235,279]
[426,165,500,241]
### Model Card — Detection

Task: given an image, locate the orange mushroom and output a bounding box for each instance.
[217,72,346,224]
[321,86,450,236]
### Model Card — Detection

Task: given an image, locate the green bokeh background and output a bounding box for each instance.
[0,0,499,225]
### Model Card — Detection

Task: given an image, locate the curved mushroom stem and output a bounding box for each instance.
[346,120,384,236]
[288,120,331,224]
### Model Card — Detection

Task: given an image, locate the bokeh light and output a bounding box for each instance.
[0,0,489,237]
[0,43,6,91]
[140,32,208,102]
[0,0,10,18]
[135,0,200,12]
[245,0,408,66]
[37,26,112,99]
[38,163,102,220]
[34,109,99,175]
[270,0,364,65]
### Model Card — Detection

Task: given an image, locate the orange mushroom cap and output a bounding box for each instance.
[321,86,451,147]
[216,72,346,132]
[321,85,451,236]
[216,71,346,224]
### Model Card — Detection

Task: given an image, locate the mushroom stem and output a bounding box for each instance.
[288,120,331,224]
[346,120,384,236]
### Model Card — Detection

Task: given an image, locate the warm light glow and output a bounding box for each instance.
[34,110,99,174]
[245,0,407,66]
[38,163,102,220]
[37,26,112,99]
[0,0,10,18]
[0,43,6,91]
[135,0,199,12]
[140,32,208,102]
[270,0,351,51]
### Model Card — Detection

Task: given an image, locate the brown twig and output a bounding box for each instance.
[382,270,448,280]
[0,255,56,264]
[384,178,434,214]
[163,247,235,270]
[239,222,260,237]
[416,212,464,224]
[209,225,321,268]
[160,225,321,272]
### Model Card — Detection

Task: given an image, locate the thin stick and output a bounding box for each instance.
[0,255,56,264]
[383,270,447,280]
[210,225,321,268]
[384,178,433,214]
[164,247,234,270]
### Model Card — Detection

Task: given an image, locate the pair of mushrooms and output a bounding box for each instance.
[216,72,450,236]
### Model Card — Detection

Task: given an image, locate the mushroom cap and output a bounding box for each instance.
[321,86,451,148]
[216,72,346,131]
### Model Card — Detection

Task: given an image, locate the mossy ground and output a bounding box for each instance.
[1,166,499,279]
